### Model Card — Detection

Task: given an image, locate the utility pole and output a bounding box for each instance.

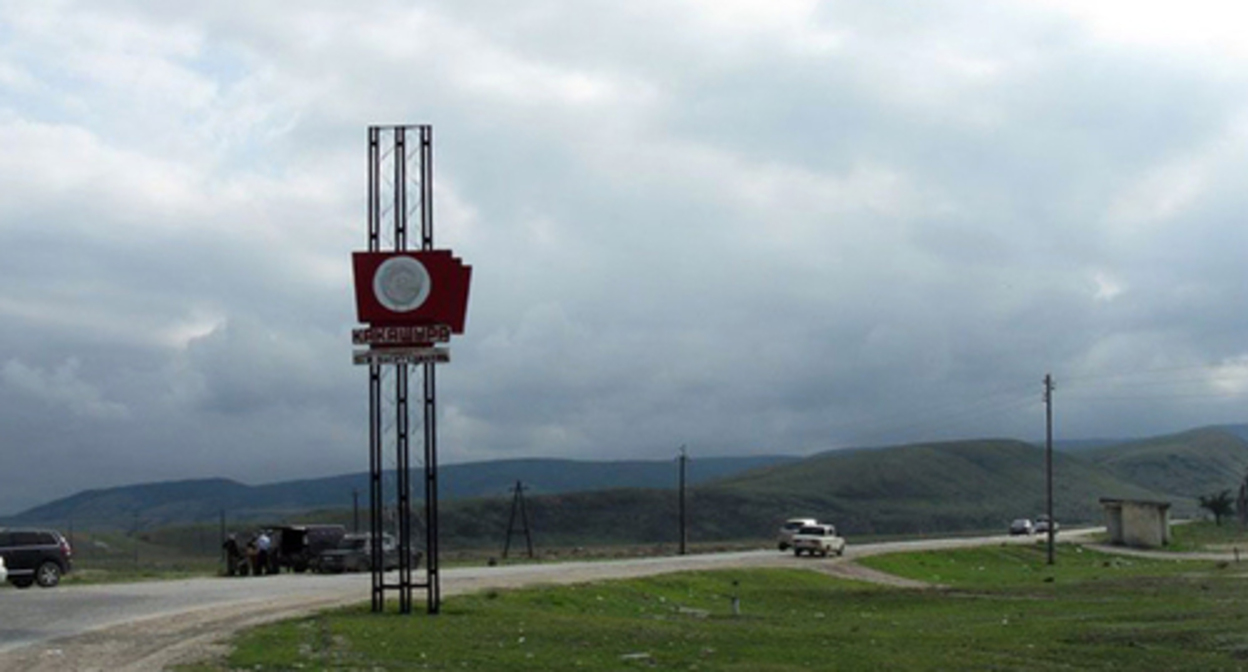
[133,511,140,572]
[219,509,226,574]
[502,480,534,560]
[1044,373,1055,566]
[678,445,688,556]
[352,489,360,534]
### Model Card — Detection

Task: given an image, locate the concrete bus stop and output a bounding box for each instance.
[1100,498,1171,548]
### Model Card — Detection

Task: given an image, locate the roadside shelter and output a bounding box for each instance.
[1100,498,1171,548]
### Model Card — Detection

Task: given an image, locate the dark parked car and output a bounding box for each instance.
[317,533,397,573]
[273,524,346,573]
[316,533,421,573]
[0,528,73,588]
[1009,519,1034,535]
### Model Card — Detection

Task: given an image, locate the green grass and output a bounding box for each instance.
[857,541,1206,589]
[193,543,1248,671]
[1167,520,1248,553]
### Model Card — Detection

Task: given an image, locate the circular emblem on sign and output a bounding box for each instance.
[373,256,431,312]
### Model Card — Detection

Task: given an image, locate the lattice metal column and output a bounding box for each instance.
[364,125,439,615]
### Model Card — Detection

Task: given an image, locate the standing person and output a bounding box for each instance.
[245,538,258,576]
[256,531,272,575]
[222,534,241,577]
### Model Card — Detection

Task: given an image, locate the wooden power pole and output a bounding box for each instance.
[1044,373,1055,566]
[678,445,689,556]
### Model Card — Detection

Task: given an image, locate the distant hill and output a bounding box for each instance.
[1050,439,1128,452]
[1213,424,1248,444]
[403,438,1173,548]
[10,425,1246,545]
[1080,427,1248,499]
[691,439,1165,536]
[0,478,260,530]
[2,455,798,529]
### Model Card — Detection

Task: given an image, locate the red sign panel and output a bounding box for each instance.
[352,251,472,333]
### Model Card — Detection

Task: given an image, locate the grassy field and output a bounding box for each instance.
[185,540,1248,671]
[1167,519,1248,552]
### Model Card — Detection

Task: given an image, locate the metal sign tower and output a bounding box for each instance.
[352,125,472,614]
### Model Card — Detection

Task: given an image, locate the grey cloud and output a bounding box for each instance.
[1,358,130,419]
[3,1,1248,513]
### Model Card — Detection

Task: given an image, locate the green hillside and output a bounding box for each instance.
[12,428,1241,548]
[388,439,1174,549]
[694,439,1166,535]
[1081,427,1248,499]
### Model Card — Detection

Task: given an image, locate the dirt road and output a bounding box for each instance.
[0,533,1057,671]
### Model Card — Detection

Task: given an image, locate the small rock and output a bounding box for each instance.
[677,606,710,618]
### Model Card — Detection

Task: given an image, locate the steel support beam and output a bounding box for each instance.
[365,124,439,614]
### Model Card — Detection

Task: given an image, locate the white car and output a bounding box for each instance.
[778,517,819,551]
[792,524,847,557]
[0,555,7,583]
[1034,516,1060,534]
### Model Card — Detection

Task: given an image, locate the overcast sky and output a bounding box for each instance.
[3,1,1248,513]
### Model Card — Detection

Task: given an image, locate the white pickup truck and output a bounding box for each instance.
[791,523,846,557]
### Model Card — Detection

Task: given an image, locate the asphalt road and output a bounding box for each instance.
[0,532,1073,670]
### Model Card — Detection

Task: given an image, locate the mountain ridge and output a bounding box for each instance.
[2,455,798,528]
[8,424,1246,541]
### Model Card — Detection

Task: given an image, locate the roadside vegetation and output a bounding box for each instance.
[1198,490,1236,526]
[1167,519,1248,552]
[58,528,219,585]
[187,542,1248,671]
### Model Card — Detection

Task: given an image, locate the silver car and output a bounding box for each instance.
[778,517,819,551]
[1009,519,1033,535]
[1034,516,1059,534]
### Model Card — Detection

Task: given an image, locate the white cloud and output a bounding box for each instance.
[1091,271,1126,302]
[681,0,844,55]
[0,118,203,227]
[1032,0,1248,60]
[1,358,130,419]
[159,307,228,350]
[1106,158,1207,230]
[1210,356,1248,395]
